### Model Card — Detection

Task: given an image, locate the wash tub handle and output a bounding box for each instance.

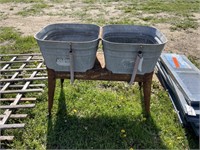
[69,42,74,84]
[129,51,143,85]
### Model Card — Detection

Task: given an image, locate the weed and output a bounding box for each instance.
[82,0,96,3]
[121,0,200,30]
[0,0,43,3]
[17,3,49,16]
[0,12,8,21]
[188,55,200,69]
[50,0,64,3]
[170,17,199,30]
[0,27,20,42]
[0,27,39,54]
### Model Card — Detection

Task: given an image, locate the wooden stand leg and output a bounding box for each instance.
[47,68,56,116]
[143,72,153,116]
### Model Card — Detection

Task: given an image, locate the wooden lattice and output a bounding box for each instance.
[0,53,47,143]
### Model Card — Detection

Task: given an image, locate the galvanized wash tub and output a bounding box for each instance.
[35,23,100,72]
[102,25,167,74]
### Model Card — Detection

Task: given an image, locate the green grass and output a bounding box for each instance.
[2,80,198,149]
[121,0,200,30]
[17,3,49,16]
[188,55,200,69]
[0,0,43,3]
[0,0,65,3]
[3,0,198,30]
[83,0,200,30]
[170,17,199,30]
[0,27,20,42]
[122,0,200,15]
[0,27,39,54]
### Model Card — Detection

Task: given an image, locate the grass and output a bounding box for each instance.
[2,80,199,149]
[83,0,199,30]
[0,27,39,54]
[0,0,200,149]
[171,17,199,31]
[1,0,199,30]
[188,55,200,69]
[0,27,199,148]
[121,0,200,30]
[0,0,43,3]
[122,0,200,15]
[17,3,49,16]
[0,0,65,3]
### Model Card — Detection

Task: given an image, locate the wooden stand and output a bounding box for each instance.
[47,53,153,116]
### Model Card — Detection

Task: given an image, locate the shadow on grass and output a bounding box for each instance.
[46,88,167,149]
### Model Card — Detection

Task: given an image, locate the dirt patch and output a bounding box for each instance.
[0,15,78,35]
[155,23,200,63]
[0,3,32,15]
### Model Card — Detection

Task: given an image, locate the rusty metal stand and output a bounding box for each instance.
[47,53,153,116]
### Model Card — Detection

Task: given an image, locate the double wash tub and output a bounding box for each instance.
[34,23,167,75]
